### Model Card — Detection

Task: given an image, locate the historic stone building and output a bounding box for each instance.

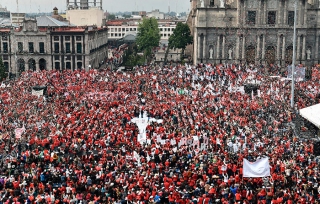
[189,0,320,66]
[0,17,108,76]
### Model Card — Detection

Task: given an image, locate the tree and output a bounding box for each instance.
[0,57,7,81]
[136,18,160,63]
[108,14,116,20]
[166,22,193,62]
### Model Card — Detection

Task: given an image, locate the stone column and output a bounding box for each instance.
[216,35,220,59]
[257,0,261,25]
[222,35,225,59]
[299,0,303,26]
[237,0,241,25]
[278,2,282,25]
[263,0,267,24]
[197,35,201,60]
[236,35,240,59]
[315,34,319,61]
[276,35,281,60]
[283,0,287,25]
[262,35,265,60]
[242,36,246,59]
[193,29,198,64]
[302,35,306,60]
[297,35,301,60]
[304,0,308,26]
[256,35,260,60]
[282,36,286,61]
[203,35,206,60]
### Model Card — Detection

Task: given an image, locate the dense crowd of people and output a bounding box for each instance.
[0,62,319,204]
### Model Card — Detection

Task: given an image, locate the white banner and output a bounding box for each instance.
[32,89,43,97]
[243,157,271,178]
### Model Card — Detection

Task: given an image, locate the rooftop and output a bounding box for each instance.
[36,16,72,27]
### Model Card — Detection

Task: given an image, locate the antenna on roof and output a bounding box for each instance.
[16,0,19,13]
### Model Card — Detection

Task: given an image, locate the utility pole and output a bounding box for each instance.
[290,0,297,108]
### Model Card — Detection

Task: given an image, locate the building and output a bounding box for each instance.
[106,19,182,46]
[0,5,10,18]
[66,0,105,27]
[190,0,320,66]
[0,15,108,76]
[10,13,26,26]
[146,9,165,19]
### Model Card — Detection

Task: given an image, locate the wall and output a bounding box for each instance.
[66,8,105,27]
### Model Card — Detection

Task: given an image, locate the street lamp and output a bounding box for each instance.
[290,0,297,108]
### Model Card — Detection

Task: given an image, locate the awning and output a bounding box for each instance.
[300,103,320,128]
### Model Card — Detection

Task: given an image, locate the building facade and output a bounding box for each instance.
[190,0,320,66]
[0,18,108,76]
[107,19,182,46]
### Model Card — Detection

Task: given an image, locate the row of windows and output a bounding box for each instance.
[108,28,137,32]
[53,55,82,60]
[54,42,82,54]
[159,28,175,32]
[247,11,295,26]
[1,42,82,54]
[53,36,81,41]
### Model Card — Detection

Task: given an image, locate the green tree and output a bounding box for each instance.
[136,17,160,63]
[108,14,116,20]
[166,22,193,62]
[0,57,7,81]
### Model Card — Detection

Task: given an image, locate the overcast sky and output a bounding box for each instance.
[3,0,189,14]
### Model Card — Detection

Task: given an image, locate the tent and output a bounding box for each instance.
[300,103,320,128]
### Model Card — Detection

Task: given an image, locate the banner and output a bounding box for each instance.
[243,157,271,177]
[32,89,44,97]
[15,127,26,139]
[287,65,305,81]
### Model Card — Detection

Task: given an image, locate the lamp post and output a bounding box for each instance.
[290,0,297,108]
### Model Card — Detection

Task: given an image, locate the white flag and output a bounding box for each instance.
[243,157,271,177]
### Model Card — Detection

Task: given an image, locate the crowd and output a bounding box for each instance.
[0,62,319,204]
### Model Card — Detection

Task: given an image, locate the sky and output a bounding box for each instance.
[3,0,189,14]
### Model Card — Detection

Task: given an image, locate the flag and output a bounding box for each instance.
[308,0,314,5]
[243,157,271,177]
[15,126,26,139]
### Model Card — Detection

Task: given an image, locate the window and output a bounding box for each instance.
[65,43,71,53]
[55,62,60,70]
[76,36,82,41]
[111,33,114,37]
[115,33,118,37]
[2,35,7,41]
[66,62,71,69]
[3,42,8,53]
[160,28,163,31]
[18,42,23,53]
[39,42,44,53]
[247,11,256,25]
[288,11,294,26]
[3,62,9,72]
[267,11,276,25]
[3,55,8,60]
[54,55,59,60]
[28,42,34,53]
[54,36,59,41]
[77,55,82,60]
[122,28,125,31]
[76,43,82,53]
[54,42,59,53]
[65,36,70,41]
[210,0,214,6]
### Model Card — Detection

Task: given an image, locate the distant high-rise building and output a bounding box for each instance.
[66,0,105,26]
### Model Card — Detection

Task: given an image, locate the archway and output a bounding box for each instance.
[28,59,36,71]
[265,46,276,65]
[246,45,256,64]
[39,58,46,70]
[17,59,25,74]
[285,46,293,64]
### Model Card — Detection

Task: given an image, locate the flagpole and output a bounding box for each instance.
[290,0,297,108]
